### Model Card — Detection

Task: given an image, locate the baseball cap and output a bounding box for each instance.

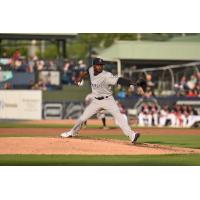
[93,58,105,65]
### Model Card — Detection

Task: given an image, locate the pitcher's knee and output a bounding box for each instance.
[79,116,87,123]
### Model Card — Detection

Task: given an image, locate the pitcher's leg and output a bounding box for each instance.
[105,99,139,142]
[61,101,100,137]
[72,102,101,135]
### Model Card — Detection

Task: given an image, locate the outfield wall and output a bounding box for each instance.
[43,96,200,119]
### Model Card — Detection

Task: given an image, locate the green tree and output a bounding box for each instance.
[43,44,58,59]
[67,33,176,59]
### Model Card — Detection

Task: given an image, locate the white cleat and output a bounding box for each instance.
[131,132,140,144]
[60,131,73,138]
[102,126,109,130]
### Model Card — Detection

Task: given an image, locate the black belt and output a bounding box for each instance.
[95,96,109,100]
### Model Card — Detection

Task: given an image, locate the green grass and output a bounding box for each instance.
[83,134,200,149]
[0,154,200,166]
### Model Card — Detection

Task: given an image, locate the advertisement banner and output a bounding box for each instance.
[0,90,42,120]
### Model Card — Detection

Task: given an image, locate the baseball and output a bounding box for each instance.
[77,79,84,86]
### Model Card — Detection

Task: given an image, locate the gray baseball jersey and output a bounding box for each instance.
[68,66,137,141]
[89,67,118,98]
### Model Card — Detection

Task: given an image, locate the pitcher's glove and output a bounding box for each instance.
[136,79,147,92]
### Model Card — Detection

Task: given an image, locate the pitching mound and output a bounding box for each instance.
[0,137,200,155]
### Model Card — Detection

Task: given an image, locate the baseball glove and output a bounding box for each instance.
[136,79,147,92]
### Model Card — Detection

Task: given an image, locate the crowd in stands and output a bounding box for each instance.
[115,72,155,99]
[62,59,87,85]
[0,50,87,89]
[1,50,200,98]
[174,72,200,97]
[0,50,59,72]
[138,104,200,127]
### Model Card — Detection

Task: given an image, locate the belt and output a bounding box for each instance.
[95,96,109,100]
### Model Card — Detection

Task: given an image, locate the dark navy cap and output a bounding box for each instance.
[93,58,105,65]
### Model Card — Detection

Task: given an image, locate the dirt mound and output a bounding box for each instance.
[0,137,199,155]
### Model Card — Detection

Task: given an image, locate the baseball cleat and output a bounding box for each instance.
[82,125,87,129]
[60,131,73,138]
[102,126,109,130]
[131,132,140,144]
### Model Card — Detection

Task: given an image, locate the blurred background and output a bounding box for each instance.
[0,33,200,127]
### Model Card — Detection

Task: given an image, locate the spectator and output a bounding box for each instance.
[144,86,153,98]
[186,89,198,97]
[117,88,126,99]
[146,73,154,89]
[78,60,87,72]
[3,82,12,89]
[175,72,200,97]
[36,60,45,71]
[12,49,21,60]
[186,74,197,90]
[13,59,22,71]
[20,58,29,72]
[27,57,35,72]
[2,51,8,58]
[174,75,187,96]
[63,61,70,72]
[47,60,57,70]
[62,61,71,84]
[144,73,155,97]
[126,86,134,97]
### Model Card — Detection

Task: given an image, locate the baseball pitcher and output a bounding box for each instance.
[61,58,146,143]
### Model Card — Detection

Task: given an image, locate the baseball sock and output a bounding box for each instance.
[102,118,106,127]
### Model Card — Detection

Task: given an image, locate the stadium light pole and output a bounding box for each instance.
[62,39,66,58]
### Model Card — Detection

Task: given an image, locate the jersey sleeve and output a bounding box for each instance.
[106,73,119,85]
